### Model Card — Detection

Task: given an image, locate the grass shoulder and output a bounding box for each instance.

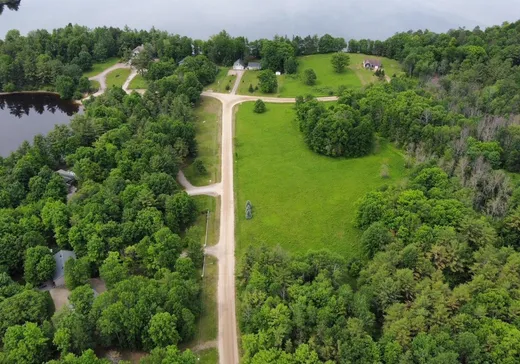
[234,102,407,259]
[184,96,222,186]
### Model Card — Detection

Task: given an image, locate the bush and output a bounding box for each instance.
[193,159,207,175]
[380,164,390,179]
[303,69,317,86]
[253,99,266,114]
[225,84,231,91]
[3,82,16,93]
[248,84,254,93]
[246,200,253,220]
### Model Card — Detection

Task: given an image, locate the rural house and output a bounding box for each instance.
[56,169,76,185]
[52,250,76,287]
[247,62,262,71]
[132,44,144,58]
[363,59,382,71]
[233,59,246,70]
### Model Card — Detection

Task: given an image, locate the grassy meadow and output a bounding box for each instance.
[237,53,402,97]
[82,57,120,78]
[235,102,407,258]
[105,68,131,88]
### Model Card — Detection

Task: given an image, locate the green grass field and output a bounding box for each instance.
[235,102,407,258]
[128,74,147,89]
[105,68,131,89]
[82,57,120,78]
[184,96,221,186]
[237,53,402,97]
[198,348,218,364]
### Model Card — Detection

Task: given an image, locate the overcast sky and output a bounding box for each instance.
[0,0,519,40]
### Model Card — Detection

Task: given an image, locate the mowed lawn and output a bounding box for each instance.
[235,102,407,258]
[237,53,403,97]
[205,67,236,93]
[128,74,147,89]
[82,57,120,78]
[105,68,131,88]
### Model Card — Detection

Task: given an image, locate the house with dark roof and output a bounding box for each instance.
[247,62,262,71]
[53,250,76,287]
[363,59,383,71]
[233,59,246,70]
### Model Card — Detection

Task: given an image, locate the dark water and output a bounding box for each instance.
[0,93,80,156]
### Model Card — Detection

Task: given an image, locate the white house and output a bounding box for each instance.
[275,71,281,76]
[52,250,76,287]
[131,45,144,58]
[247,62,262,71]
[233,59,246,70]
[363,59,382,71]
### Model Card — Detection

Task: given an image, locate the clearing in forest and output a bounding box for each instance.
[237,53,402,97]
[128,74,147,89]
[235,102,407,258]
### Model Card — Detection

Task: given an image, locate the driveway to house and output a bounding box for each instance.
[88,63,131,96]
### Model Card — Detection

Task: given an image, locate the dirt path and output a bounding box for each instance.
[191,340,218,352]
[123,68,139,93]
[177,171,222,197]
[88,63,131,96]
[86,70,338,364]
[230,70,244,95]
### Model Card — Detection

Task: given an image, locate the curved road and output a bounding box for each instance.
[89,66,337,364]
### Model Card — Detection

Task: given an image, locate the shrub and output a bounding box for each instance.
[253,99,266,114]
[248,84,254,93]
[225,84,231,91]
[380,164,390,179]
[258,70,277,93]
[246,200,253,220]
[193,159,207,175]
[303,69,317,86]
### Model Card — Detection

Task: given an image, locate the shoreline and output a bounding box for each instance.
[0,90,88,106]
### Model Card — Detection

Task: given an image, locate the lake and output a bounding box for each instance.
[0,93,80,157]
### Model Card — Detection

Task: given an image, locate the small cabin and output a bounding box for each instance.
[132,45,144,58]
[233,59,246,70]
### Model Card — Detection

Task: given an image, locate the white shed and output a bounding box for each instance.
[233,59,246,70]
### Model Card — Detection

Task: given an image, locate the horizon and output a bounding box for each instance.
[0,0,519,40]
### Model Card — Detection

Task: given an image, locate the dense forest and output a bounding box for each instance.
[0,82,206,360]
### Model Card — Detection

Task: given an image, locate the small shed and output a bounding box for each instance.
[275,71,281,76]
[132,45,144,58]
[233,59,246,70]
[56,170,76,185]
[53,250,76,287]
[247,62,262,71]
[363,59,382,71]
